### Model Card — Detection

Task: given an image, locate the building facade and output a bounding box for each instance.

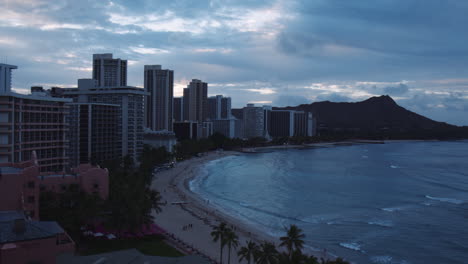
[294,111,314,137]
[268,110,295,138]
[173,97,183,122]
[59,53,148,162]
[143,130,177,152]
[92,53,127,87]
[0,153,109,218]
[0,64,17,93]
[184,79,208,123]
[61,83,147,162]
[144,65,173,131]
[212,119,236,138]
[208,95,232,120]
[68,103,120,167]
[267,110,314,138]
[242,104,267,139]
[0,92,71,173]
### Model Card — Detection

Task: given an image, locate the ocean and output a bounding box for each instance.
[189,141,468,264]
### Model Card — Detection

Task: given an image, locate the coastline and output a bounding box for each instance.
[151,139,445,263]
[151,151,284,264]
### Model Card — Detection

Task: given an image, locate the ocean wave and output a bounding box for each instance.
[425,195,464,205]
[382,206,404,212]
[368,220,394,227]
[370,255,393,263]
[339,242,362,252]
[390,165,400,169]
[362,155,369,158]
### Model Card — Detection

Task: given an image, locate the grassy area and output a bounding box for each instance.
[80,235,184,257]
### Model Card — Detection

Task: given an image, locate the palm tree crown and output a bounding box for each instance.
[238,240,259,264]
[211,222,229,264]
[256,241,278,264]
[279,224,306,258]
[225,229,239,264]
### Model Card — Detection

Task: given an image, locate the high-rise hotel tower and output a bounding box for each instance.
[144,65,174,131]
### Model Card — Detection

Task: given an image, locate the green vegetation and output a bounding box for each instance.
[40,146,172,254]
[280,225,306,261]
[39,184,104,242]
[211,222,229,264]
[225,229,239,264]
[213,223,351,264]
[238,240,259,264]
[80,235,183,257]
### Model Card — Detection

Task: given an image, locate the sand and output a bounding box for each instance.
[150,151,282,264]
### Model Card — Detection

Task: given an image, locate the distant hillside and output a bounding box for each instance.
[275,95,468,139]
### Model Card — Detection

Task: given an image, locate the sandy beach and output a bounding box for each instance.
[151,151,281,264]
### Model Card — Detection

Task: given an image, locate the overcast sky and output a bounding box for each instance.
[1,0,467,125]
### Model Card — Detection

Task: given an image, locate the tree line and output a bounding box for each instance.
[211,223,349,264]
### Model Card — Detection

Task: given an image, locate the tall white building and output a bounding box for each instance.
[92,54,127,87]
[144,65,173,131]
[61,81,147,163]
[0,64,17,93]
[60,54,147,162]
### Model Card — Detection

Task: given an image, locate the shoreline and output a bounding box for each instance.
[151,139,448,263]
[151,151,287,264]
[240,138,443,153]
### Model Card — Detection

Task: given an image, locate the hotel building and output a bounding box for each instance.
[0,84,71,173]
[144,65,174,132]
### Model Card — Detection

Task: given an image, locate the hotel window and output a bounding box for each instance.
[28,181,35,189]
[27,196,35,203]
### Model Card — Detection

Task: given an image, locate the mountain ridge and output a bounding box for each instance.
[274,95,467,139]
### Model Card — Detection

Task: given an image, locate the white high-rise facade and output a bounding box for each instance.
[144,65,174,131]
[0,64,17,93]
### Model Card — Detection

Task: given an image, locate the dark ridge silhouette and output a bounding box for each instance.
[274,95,468,139]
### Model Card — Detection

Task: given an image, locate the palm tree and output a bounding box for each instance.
[255,241,278,264]
[238,241,259,264]
[225,229,239,264]
[211,222,229,264]
[280,224,306,260]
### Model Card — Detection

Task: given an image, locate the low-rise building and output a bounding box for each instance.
[0,211,74,264]
[0,151,109,219]
[143,129,177,152]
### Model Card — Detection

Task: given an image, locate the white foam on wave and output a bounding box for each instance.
[370,255,393,263]
[339,242,362,252]
[368,220,394,227]
[390,165,399,169]
[382,206,404,212]
[425,195,463,205]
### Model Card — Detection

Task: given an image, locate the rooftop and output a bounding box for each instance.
[57,249,210,264]
[0,217,64,244]
[0,166,22,174]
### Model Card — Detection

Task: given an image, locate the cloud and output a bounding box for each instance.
[383,83,409,95]
[0,0,467,125]
[273,94,310,107]
[129,46,170,54]
[316,93,352,102]
[242,88,276,95]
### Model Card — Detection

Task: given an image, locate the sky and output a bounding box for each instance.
[0,0,467,126]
